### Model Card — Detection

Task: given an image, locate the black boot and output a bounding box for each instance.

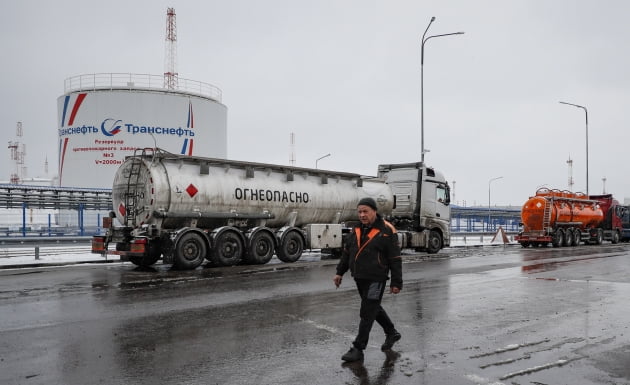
[341,347,364,362]
[381,332,401,351]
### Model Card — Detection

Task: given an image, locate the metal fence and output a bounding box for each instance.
[0,184,112,237]
[450,206,521,232]
[63,73,223,102]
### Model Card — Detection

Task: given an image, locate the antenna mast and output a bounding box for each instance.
[7,121,26,184]
[164,7,178,89]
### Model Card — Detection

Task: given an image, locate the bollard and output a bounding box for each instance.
[35,246,39,260]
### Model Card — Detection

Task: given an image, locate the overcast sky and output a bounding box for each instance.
[2,0,629,207]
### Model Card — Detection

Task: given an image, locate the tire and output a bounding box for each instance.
[566,229,575,247]
[520,242,530,248]
[174,232,207,270]
[211,229,244,266]
[426,230,442,254]
[245,231,275,265]
[595,228,604,245]
[552,229,563,247]
[276,230,304,263]
[561,229,570,247]
[573,229,581,246]
[612,230,620,244]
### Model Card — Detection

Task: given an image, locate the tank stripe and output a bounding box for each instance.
[59,137,69,184]
[67,93,87,126]
[61,95,70,127]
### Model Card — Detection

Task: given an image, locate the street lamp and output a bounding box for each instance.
[315,153,331,169]
[421,16,464,163]
[559,101,589,195]
[488,176,503,231]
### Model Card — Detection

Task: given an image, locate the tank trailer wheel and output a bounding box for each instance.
[520,242,530,248]
[174,232,207,270]
[561,229,571,247]
[573,229,581,246]
[552,229,563,247]
[566,228,574,246]
[276,230,304,263]
[246,231,275,265]
[426,230,442,254]
[211,230,244,266]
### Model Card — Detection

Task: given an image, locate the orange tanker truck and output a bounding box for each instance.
[515,188,627,247]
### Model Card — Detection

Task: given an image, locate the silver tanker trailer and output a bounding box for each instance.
[92,148,451,269]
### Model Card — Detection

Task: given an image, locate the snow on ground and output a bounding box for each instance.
[0,246,110,267]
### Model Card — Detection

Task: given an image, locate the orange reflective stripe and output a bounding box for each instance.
[367,228,380,239]
[383,220,397,234]
[355,227,380,261]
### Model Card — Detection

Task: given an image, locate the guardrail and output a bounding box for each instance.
[451,231,519,246]
[0,236,94,245]
[0,227,102,238]
[64,73,223,102]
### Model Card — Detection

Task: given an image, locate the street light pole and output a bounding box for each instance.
[488,176,503,232]
[420,17,464,164]
[315,153,331,169]
[559,101,589,195]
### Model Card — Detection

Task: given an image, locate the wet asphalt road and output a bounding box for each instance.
[1,245,630,385]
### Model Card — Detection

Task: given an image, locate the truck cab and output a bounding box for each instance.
[620,205,630,242]
[378,162,451,252]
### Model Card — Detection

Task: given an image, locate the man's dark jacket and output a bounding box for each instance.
[336,214,403,289]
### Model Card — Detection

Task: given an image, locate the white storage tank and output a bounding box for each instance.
[57,73,227,188]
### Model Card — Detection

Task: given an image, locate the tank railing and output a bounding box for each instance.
[536,187,589,200]
[63,73,222,102]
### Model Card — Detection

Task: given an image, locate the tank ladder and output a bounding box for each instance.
[123,148,148,227]
[542,198,552,234]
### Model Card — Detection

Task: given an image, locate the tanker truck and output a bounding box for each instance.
[515,188,626,247]
[92,148,451,269]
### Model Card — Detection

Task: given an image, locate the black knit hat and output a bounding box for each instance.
[357,197,378,211]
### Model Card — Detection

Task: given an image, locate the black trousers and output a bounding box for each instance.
[352,278,396,350]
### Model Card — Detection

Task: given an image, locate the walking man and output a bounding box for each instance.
[333,197,402,362]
